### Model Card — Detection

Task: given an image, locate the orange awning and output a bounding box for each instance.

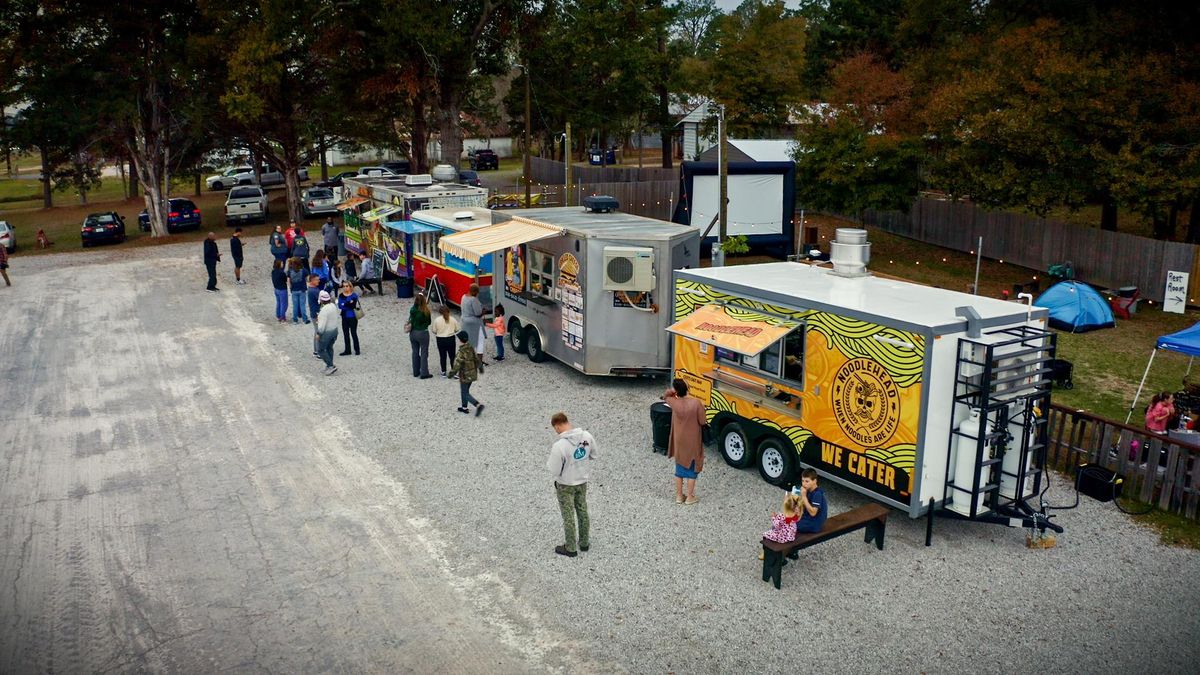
[336,197,369,211]
[667,304,799,356]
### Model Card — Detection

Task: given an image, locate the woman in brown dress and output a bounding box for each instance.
[665,378,707,504]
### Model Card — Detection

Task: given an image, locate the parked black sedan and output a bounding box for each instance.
[138,198,202,233]
[81,212,127,247]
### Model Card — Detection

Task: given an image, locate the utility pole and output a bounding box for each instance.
[714,103,728,267]
[524,61,532,209]
[564,122,572,207]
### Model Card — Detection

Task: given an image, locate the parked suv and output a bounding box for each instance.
[138,198,202,233]
[468,148,498,170]
[206,164,310,190]
[81,212,127,247]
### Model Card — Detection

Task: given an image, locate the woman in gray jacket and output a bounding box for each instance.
[459,283,486,361]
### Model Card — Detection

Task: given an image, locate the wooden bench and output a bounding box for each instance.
[760,503,889,589]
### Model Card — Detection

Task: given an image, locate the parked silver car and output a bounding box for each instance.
[301,187,338,218]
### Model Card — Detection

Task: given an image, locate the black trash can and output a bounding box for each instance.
[651,401,672,454]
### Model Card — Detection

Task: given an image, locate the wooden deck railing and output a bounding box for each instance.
[1047,404,1200,519]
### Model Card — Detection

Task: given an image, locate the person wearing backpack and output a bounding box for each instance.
[291,228,311,271]
[447,330,485,416]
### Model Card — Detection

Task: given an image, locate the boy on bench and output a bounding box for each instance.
[796,469,827,533]
[787,469,827,560]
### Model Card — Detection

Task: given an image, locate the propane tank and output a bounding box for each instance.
[1000,411,1034,500]
[948,408,989,516]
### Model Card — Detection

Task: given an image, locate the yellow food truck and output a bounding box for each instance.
[668,229,1061,531]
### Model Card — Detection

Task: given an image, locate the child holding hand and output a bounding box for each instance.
[486,303,507,361]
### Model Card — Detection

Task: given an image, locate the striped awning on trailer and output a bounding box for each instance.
[437,216,563,264]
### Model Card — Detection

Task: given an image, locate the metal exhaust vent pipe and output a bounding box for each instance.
[829,228,871,278]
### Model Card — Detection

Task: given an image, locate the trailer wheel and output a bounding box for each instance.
[525,327,548,362]
[719,423,753,469]
[756,436,795,486]
[508,318,528,354]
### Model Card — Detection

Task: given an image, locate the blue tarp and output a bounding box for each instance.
[383,220,439,235]
[1156,322,1200,357]
[1034,281,1115,333]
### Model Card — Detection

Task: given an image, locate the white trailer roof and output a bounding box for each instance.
[411,207,496,232]
[495,206,699,241]
[678,262,1044,333]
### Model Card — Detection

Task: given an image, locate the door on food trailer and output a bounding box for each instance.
[501,242,576,362]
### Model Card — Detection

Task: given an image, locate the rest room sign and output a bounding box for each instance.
[1163,271,1188,314]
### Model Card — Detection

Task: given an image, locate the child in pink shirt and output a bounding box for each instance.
[486,303,507,361]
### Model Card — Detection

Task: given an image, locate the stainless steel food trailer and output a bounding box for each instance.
[437,205,701,376]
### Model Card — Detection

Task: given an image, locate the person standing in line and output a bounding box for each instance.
[306,274,322,357]
[321,216,339,260]
[311,250,331,291]
[291,227,311,272]
[269,224,288,263]
[665,377,707,505]
[447,330,485,416]
[0,244,11,287]
[546,411,597,558]
[460,283,486,362]
[285,221,300,254]
[288,258,309,323]
[203,232,221,292]
[407,292,433,378]
[329,259,345,289]
[431,304,461,377]
[270,259,289,322]
[486,303,507,361]
[230,227,246,285]
[315,290,340,375]
[336,280,362,356]
[343,250,358,281]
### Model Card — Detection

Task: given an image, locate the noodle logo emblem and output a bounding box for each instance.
[831,358,900,446]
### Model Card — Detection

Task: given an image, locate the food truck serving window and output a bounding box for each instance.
[529,248,555,299]
[714,327,805,386]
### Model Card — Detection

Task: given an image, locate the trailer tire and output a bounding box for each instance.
[719,423,753,469]
[508,318,528,354]
[756,436,795,486]
[525,327,548,363]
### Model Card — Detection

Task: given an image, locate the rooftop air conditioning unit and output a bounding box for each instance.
[405,174,434,186]
[603,246,655,291]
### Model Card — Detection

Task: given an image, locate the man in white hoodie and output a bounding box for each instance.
[546,412,597,557]
[315,290,341,375]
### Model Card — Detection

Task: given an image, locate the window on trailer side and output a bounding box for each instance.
[415,231,440,259]
[713,326,805,387]
[529,248,555,298]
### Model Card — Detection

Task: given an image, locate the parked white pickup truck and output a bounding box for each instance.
[207,164,310,191]
[224,186,269,225]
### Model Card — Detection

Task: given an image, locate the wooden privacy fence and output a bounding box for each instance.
[858,198,1199,303]
[496,180,679,221]
[530,156,678,185]
[1046,404,1200,520]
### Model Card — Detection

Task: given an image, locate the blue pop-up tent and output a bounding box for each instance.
[1035,281,1115,332]
[1126,322,1200,423]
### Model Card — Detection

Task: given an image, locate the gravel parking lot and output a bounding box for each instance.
[1,236,1197,673]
